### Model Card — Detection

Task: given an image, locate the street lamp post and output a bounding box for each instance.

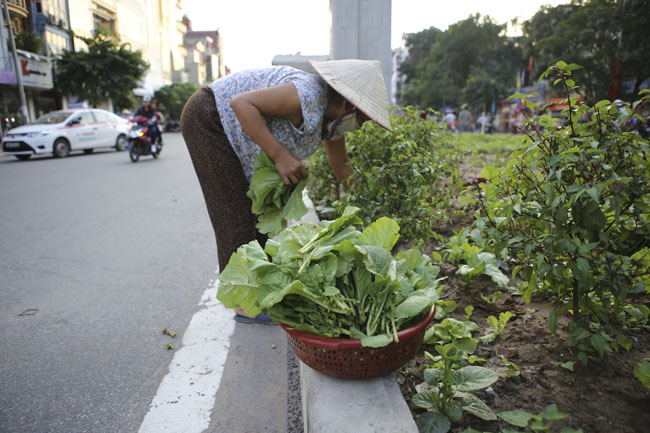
[2,0,30,124]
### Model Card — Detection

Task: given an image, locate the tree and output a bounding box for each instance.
[462,69,500,108]
[13,31,44,54]
[398,26,441,81]
[521,0,650,100]
[154,82,198,120]
[398,14,522,109]
[55,31,149,111]
[618,0,650,97]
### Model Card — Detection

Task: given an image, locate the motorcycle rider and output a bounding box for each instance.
[134,96,162,152]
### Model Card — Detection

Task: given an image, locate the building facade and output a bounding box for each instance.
[0,0,60,130]
[68,0,187,98]
[183,20,226,87]
[391,34,409,106]
[0,0,189,133]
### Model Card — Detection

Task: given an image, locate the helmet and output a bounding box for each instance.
[142,96,151,103]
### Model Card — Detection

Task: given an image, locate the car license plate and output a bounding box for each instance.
[4,142,19,148]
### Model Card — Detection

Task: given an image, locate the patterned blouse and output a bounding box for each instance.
[211,66,328,182]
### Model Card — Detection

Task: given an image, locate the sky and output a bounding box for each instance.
[182,0,571,73]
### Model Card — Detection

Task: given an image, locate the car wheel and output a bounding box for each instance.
[83,149,94,154]
[115,134,126,151]
[53,138,70,158]
[129,143,140,162]
[15,155,31,161]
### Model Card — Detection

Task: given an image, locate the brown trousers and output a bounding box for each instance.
[180,86,268,271]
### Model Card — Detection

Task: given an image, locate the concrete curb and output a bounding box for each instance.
[301,363,418,433]
[298,190,418,433]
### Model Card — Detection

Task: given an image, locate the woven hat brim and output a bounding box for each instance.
[309,59,392,132]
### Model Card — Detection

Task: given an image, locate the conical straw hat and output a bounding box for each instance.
[309,59,392,132]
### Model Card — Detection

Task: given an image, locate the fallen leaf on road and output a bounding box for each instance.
[162,328,177,337]
[272,344,277,349]
[165,343,174,350]
[18,309,39,316]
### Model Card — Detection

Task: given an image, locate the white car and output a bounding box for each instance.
[2,109,130,160]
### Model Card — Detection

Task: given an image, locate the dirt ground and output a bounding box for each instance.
[393,250,650,433]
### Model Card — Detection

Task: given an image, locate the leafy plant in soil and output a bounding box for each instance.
[496,403,583,433]
[443,227,509,288]
[634,358,650,390]
[471,61,650,364]
[414,317,498,433]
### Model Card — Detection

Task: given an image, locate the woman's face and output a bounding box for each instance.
[338,100,370,127]
[323,99,372,141]
[355,109,370,126]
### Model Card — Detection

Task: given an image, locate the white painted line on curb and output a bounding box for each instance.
[138,273,235,433]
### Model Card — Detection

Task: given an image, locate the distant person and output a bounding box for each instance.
[444,109,457,132]
[458,104,473,132]
[477,112,490,133]
[134,96,162,151]
[494,110,502,133]
[501,105,512,133]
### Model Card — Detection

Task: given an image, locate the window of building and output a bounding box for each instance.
[45,31,69,55]
[92,3,116,36]
[38,0,68,27]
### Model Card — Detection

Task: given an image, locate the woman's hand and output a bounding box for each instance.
[229,83,309,185]
[274,149,308,185]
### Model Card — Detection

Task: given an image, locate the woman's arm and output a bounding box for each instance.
[229,83,307,185]
[323,137,354,189]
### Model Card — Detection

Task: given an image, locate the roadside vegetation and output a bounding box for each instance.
[307,61,650,433]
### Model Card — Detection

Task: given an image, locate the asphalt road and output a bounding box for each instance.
[0,134,226,433]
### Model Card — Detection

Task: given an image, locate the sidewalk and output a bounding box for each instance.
[203,192,319,433]
[205,322,294,433]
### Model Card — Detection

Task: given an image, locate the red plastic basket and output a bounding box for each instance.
[281,306,436,380]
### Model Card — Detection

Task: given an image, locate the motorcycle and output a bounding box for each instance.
[128,114,162,162]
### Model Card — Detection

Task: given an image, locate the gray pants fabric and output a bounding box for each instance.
[180,86,267,271]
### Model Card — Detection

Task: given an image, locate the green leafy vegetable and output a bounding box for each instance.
[217,207,443,347]
[634,359,650,390]
[247,151,308,237]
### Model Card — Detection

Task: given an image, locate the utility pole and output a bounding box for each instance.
[2,0,30,123]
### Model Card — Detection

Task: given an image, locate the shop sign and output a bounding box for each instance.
[0,69,16,85]
[17,53,53,89]
[514,84,546,102]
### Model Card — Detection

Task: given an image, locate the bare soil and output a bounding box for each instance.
[393,237,650,433]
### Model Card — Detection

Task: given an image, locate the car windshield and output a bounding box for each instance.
[33,111,73,125]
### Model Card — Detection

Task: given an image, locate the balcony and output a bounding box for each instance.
[5,0,29,18]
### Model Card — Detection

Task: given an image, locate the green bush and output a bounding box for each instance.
[154,82,198,120]
[473,62,650,364]
[308,106,462,242]
[12,31,44,54]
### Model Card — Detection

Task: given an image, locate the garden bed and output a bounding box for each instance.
[308,85,650,431]
[392,131,650,433]
[393,252,650,433]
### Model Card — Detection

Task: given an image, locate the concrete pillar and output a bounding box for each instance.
[330,0,392,97]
